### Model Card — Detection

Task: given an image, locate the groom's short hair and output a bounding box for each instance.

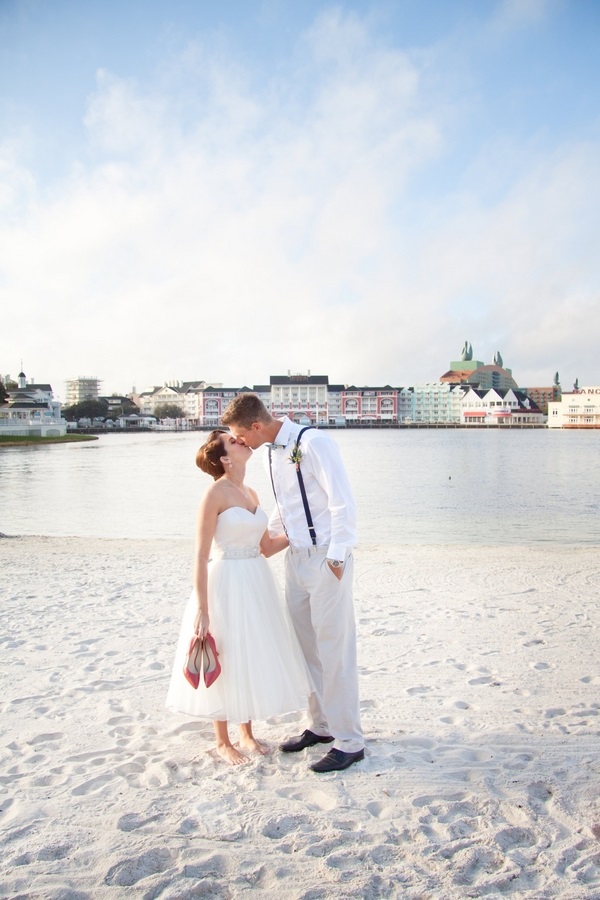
[222,393,271,428]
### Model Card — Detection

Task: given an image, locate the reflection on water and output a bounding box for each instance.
[1,429,599,545]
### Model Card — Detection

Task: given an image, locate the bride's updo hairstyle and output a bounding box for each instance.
[196,429,229,480]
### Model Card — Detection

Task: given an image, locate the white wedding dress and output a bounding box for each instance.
[166,506,311,724]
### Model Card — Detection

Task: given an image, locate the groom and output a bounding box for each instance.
[222,393,364,773]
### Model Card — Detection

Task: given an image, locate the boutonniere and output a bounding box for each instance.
[288,442,303,469]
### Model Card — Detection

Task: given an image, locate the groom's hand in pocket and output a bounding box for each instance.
[327,560,344,581]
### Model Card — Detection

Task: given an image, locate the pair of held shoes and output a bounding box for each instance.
[183,632,221,689]
[280,729,365,773]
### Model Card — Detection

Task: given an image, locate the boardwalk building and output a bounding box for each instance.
[548,388,600,428]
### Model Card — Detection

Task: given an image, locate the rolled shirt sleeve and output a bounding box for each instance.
[305,435,357,560]
[265,424,356,555]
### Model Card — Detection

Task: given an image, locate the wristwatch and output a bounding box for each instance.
[329,559,344,568]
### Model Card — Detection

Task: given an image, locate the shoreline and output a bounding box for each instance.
[2,537,600,897]
[0,434,98,447]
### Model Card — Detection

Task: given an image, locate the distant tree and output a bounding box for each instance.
[154,403,185,419]
[0,380,8,406]
[62,399,109,421]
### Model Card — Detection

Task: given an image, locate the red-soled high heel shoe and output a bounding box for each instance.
[183,635,203,689]
[202,631,221,688]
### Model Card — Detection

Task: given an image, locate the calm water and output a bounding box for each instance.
[1,430,599,545]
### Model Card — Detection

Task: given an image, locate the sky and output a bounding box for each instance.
[1,0,599,399]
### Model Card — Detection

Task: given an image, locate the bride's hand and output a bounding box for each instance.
[194,608,210,638]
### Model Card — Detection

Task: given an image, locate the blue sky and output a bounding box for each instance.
[1,0,599,397]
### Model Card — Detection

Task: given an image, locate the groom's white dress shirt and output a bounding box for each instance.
[266,417,357,559]
[265,416,363,754]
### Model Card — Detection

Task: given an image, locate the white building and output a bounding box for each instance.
[270,374,330,425]
[410,382,466,424]
[65,376,101,406]
[548,387,600,428]
[137,381,228,424]
[461,387,545,426]
[0,371,66,436]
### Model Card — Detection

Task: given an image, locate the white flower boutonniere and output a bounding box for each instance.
[288,442,303,470]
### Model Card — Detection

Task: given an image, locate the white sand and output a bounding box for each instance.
[1,536,600,899]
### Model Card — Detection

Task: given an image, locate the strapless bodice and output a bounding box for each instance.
[212,506,268,558]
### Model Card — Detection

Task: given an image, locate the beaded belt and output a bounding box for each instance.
[216,547,261,559]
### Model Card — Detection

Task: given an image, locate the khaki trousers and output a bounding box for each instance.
[284,546,364,753]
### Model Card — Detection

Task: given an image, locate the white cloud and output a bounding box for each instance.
[1,3,598,395]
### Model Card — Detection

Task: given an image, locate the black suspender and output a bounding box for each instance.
[294,426,317,545]
[268,426,317,546]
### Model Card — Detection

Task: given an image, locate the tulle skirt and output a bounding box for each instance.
[166,555,312,724]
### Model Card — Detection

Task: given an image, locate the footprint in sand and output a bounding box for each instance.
[360,698,380,710]
[27,733,63,746]
[502,752,534,771]
[366,799,398,819]
[32,767,68,788]
[467,675,498,686]
[182,855,230,879]
[452,847,504,886]
[262,814,312,839]
[412,791,468,809]
[72,772,119,796]
[495,826,537,851]
[104,848,173,887]
[117,812,163,832]
[528,781,554,804]
[276,787,338,812]
[545,708,566,719]
[14,843,72,866]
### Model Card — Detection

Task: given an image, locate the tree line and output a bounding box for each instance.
[62,400,185,421]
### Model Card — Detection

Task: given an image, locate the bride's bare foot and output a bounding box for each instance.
[238,736,271,756]
[216,743,250,766]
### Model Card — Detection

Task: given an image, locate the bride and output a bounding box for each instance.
[166,429,311,765]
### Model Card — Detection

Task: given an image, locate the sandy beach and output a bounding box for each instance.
[1,535,600,899]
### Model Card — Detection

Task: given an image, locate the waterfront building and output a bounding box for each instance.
[547,387,600,428]
[253,384,273,412]
[340,385,400,425]
[523,374,562,415]
[460,387,545,426]
[0,370,66,436]
[138,382,187,416]
[409,382,465,424]
[65,376,102,406]
[196,386,250,426]
[523,386,562,416]
[270,373,330,425]
[114,414,157,429]
[326,384,344,423]
[99,395,139,416]
[440,343,518,391]
[137,381,231,423]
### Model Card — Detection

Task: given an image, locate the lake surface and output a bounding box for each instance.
[1,429,599,545]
